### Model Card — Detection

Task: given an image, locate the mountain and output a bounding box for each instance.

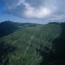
[0,21,65,65]
[0,21,40,38]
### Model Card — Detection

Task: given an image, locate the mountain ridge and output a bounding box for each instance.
[0,21,65,65]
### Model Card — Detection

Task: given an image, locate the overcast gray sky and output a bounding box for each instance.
[0,0,65,24]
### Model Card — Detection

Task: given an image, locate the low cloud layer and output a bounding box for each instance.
[1,0,65,23]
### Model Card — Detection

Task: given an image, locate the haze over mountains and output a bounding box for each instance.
[0,21,65,65]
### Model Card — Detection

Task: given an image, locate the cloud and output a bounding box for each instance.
[2,0,55,18]
[16,0,51,18]
[24,7,51,18]
[1,0,65,23]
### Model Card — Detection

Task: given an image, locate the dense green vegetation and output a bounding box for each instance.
[0,21,65,65]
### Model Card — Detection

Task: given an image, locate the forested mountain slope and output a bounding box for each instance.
[0,21,65,65]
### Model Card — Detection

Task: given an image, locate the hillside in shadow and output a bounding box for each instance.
[0,21,19,38]
[37,22,65,65]
[52,22,65,60]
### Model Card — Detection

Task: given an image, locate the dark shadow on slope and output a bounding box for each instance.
[52,23,65,60]
[0,21,19,38]
[36,23,65,65]
[36,46,56,65]
[0,41,16,64]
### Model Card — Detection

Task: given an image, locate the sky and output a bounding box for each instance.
[0,0,65,24]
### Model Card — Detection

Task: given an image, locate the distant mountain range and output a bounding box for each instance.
[0,21,65,65]
[0,21,41,38]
